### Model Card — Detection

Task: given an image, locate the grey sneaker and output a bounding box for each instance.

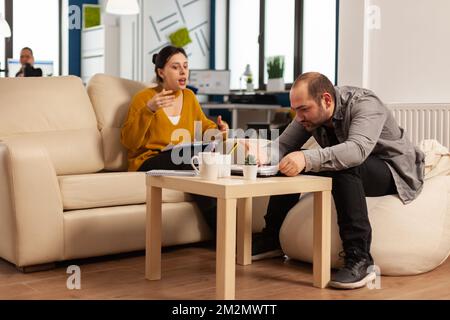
[329,248,376,289]
[251,232,284,261]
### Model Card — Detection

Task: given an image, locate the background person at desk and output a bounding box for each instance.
[121,45,228,230]
[15,47,43,77]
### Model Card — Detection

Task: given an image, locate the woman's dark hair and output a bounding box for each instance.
[152,45,187,83]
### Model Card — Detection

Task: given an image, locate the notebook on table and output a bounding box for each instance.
[230,164,279,177]
[147,170,198,177]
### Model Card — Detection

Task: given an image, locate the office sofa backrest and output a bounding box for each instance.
[0,76,104,175]
[87,74,148,171]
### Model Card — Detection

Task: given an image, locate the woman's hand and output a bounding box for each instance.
[147,89,175,112]
[217,115,229,132]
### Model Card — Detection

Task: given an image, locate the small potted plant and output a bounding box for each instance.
[243,154,257,180]
[246,74,254,92]
[266,55,285,92]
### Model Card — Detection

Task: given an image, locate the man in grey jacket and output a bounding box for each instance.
[253,72,425,289]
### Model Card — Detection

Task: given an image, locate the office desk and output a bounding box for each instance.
[201,103,283,129]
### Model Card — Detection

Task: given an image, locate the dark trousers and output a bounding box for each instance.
[138,151,217,230]
[137,151,192,171]
[265,155,397,255]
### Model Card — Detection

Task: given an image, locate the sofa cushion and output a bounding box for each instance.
[63,203,212,260]
[0,76,104,175]
[280,175,450,276]
[87,74,148,171]
[58,172,192,210]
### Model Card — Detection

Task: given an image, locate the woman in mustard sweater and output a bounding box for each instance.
[121,45,228,172]
[121,45,225,231]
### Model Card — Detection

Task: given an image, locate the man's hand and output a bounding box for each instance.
[279,151,306,176]
[217,115,229,132]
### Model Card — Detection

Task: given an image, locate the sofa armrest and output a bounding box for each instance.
[0,139,64,267]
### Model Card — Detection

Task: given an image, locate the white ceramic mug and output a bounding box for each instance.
[217,154,232,178]
[190,152,220,181]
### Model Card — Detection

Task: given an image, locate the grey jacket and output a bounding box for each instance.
[276,86,425,204]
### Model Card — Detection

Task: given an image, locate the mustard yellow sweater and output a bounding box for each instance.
[121,87,217,171]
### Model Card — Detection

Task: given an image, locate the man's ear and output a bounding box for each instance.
[323,92,333,109]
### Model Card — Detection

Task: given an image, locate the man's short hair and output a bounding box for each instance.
[293,72,335,106]
[21,47,34,56]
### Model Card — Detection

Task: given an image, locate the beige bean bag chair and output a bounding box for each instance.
[279,140,450,276]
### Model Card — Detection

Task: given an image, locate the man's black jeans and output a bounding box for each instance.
[265,155,397,255]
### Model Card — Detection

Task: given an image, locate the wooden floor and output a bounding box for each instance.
[1,243,449,300]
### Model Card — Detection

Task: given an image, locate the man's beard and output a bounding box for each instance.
[299,107,329,132]
[300,122,320,132]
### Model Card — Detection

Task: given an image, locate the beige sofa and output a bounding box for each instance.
[0,74,266,269]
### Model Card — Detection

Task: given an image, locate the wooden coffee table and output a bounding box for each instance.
[145,175,332,300]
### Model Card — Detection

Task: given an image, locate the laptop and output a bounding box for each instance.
[230,164,279,177]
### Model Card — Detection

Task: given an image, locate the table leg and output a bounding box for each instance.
[216,198,237,300]
[145,186,162,280]
[313,190,331,288]
[237,198,252,266]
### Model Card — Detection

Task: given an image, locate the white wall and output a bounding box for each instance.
[0,0,5,74]
[338,0,450,103]
[302,0,336,84]
[337,0,365,87]
[118,0,211,83]
[367,0,450,103]
[214,0,226,70]
[119,14,139,80]
[228,0,260,89]
[119,0,144,82]
[61,0,69,76]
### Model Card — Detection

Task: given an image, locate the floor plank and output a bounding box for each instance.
[0,243,449,300]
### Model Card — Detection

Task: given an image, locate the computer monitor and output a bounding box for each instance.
[7,59,54,77]
[188,70,230,95]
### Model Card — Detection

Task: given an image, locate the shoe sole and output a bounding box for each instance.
[329,272,377,290]
[251,249,284,261]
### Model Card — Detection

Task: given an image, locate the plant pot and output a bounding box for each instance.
[246,83,254,92]
[267,78,285,92]
[243,165,258,180]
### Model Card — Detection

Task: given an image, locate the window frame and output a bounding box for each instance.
[226,0,339,91]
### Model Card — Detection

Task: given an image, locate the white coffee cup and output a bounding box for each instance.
[190,152,220,181]
[217,154,232,178]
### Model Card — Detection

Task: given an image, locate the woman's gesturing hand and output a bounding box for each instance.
[147,89,175,112]
[217,115,229,132]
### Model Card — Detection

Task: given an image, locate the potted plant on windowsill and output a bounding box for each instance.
[266,55,285,92]
[246,74,254,92]
[243,154,257,180]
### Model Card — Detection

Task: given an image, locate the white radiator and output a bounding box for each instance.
[388,104,450,149]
